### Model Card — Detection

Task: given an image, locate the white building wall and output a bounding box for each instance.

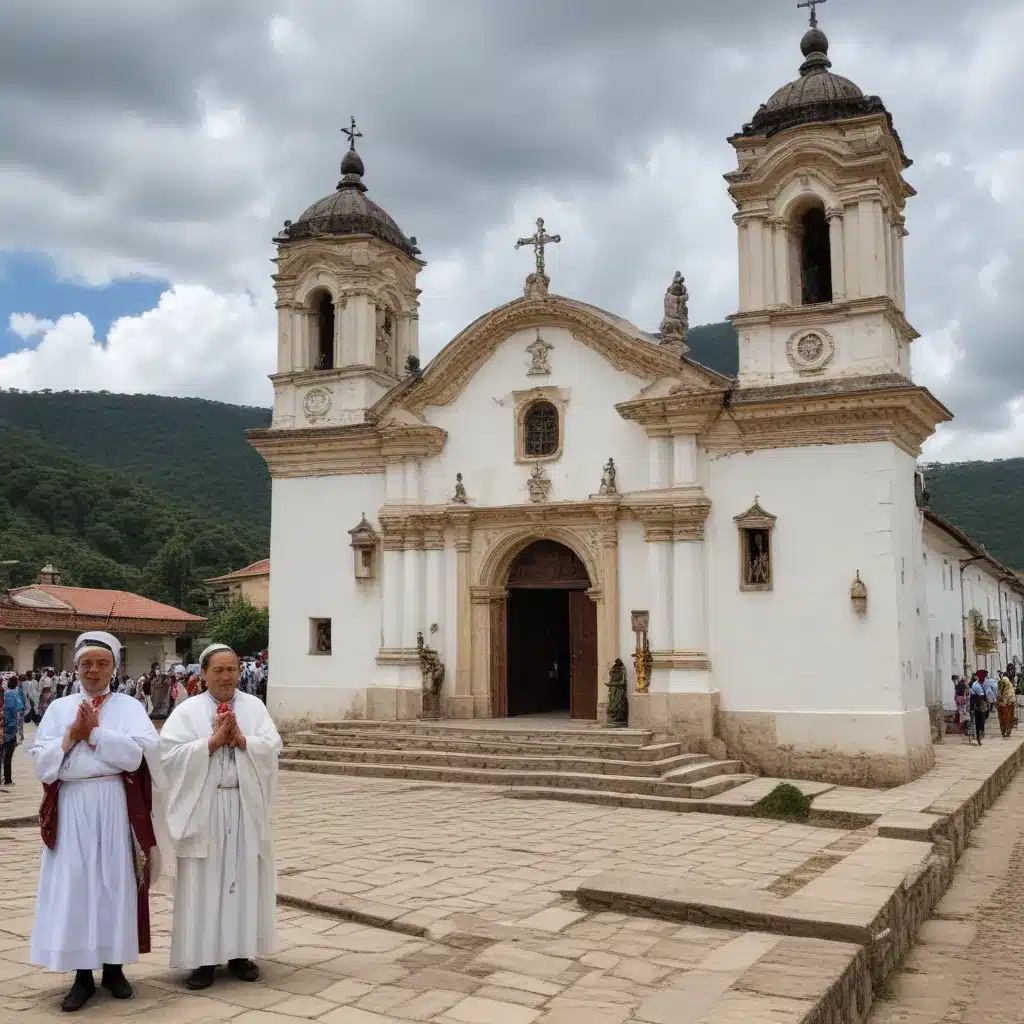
[422,327,650,506]
[706,442,931,759]
[267,473,384,722]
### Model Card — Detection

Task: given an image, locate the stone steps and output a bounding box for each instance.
[504,782,759,814]
[293,729,684,761]
[278,756,751,799]
[283,743,709,778]
[311,721,653,747]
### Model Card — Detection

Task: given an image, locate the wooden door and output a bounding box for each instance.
[490,597,508,718]
[568,590,598,720]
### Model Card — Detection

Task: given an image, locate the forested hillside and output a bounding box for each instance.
[0,339,1021,599]
[923,460,1024,570]
[0,421,266,612]
[0,390,271,532]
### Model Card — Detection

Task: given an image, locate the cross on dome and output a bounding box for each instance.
[797,0,827,28]
[341,115,363,152]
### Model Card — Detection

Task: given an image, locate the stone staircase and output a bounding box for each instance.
[280,720,756,804]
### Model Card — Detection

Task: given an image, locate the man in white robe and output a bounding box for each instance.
[30,631,163,1013]
[160,643,281,990]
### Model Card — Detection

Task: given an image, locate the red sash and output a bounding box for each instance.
[39,761,157,954]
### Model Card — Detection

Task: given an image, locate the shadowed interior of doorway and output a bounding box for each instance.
[502,539,598,720]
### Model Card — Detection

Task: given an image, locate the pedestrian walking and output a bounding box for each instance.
[970,675,988,746]
[997,668,1016,738]
[2,677,23,786]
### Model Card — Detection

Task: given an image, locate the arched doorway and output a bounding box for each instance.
[0,647,12,673]
[34,645,57,671]
[503,540,598,720]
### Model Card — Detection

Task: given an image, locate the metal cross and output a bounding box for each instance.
[797,0,827,28]
[341,115,363,151]
[515,217,561,277]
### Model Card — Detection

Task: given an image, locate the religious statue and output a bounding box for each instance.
[526,330,554,376]
[659,271,690,346]
[316,620,332,654]
[527,463,551,503]
[598,457,617,496]
[375,306,394,372]
[417,631,446,720]
[606,659,628,727]
[632,633,652,696]
[451,472,468,504]
[405,353,421,376]
[746,531,771,586]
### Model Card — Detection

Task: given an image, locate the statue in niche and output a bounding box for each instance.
[417,630,445,720]
[375,306,394,372]
[606,659,628,726]
[598,457,617,495]
[744,529,771,587]
[527,463,550,503]
[659,271,689,346]
[526,330,554,376]
[451,472,468,504]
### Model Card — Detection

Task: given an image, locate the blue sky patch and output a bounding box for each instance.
[0,251,166,357]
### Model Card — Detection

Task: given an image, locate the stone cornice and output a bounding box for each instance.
[370,295,722,419]
[710,382,951,458]
[616,388,728,437]
[728,296,920,343]
[247,422,447,479]
[269,365,397,389]
[622,491,713,542]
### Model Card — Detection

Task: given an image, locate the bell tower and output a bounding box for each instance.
[726,11,916,389]
[268,119,425,429]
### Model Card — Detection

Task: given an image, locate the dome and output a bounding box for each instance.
[279,142,420,257]
[741,23,905,161]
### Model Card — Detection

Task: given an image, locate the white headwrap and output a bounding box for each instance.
[73,630,122,668]
[199,643,237,671]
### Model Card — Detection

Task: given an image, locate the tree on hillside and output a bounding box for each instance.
[146,532,195,609]
[207,597,269,656]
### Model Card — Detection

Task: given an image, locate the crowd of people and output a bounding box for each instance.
[952,665,1020,745]
[13,631,282,1012]
[1,652,268,789]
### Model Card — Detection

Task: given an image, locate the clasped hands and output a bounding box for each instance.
[65,701,99,748]
[209,710,246,753]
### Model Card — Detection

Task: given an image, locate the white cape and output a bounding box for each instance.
[159,691,281,968]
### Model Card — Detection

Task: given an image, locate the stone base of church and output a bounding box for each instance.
[927,702,945,744]
[364,686,423,721]
[718,708,935,788]
[628,691,722,755]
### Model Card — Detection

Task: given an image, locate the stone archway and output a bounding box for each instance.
[0,647,12,673]
[455,515,617,722]
[501,540,598,720]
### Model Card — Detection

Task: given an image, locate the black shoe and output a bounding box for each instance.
[228,958,260,982]
[101,964,133,999]
[61,971,95,1012]
[187,965,216,990]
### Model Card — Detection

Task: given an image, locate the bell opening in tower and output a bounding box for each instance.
[315,292,335,370]
[799,206,833,305]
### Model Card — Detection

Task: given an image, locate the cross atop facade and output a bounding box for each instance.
[797,0,827,28]
[515,217,561,278]
[341,115,363,151]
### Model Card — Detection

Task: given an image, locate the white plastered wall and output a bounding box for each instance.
[706,442,931,759]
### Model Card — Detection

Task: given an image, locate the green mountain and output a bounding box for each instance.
[0,325,1019,594]
[922,460,1024,570]
[0,390,271,532]
[0,419,266,612]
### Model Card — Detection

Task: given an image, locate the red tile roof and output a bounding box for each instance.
[15,585,203,622]
[205,558,270,584]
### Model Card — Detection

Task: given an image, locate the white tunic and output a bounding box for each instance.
[29,692,160,971]
[160,691,281,969]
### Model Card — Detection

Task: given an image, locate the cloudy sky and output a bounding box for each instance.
[0,0,1021,462]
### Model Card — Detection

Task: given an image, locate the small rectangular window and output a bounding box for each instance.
[310,618,332,656]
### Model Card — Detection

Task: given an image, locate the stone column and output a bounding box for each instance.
[595,505,620,717]
[894,221,907,310]
[735,217,751,312]
[647,528,673,651]
[450,510,474,717]
[423,521,445,639]
[13,634,39,673]
[648,433,672,490]
[842,203,860,298]
[827,208,846,301]
[381,537,404,651]
[404,459,422,505]
[859,199,885,297]
[747,218,765,310]
[772,218,791,306]
[762,218,777,306]
[672,529,708,664]
[671,434,697,487]
[400,530,424,650]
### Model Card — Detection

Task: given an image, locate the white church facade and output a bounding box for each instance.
[252,20,1024,786]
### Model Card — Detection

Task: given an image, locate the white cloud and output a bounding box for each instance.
[8,312,55,339]
[0,284,274,404]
